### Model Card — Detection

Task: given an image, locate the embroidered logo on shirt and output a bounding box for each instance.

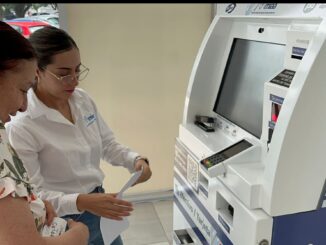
[84,114,96,127]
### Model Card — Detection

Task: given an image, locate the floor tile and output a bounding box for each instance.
[121,202,169,244]
[153,200,173,244]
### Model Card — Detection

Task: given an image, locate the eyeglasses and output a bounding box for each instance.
[44,64,90,84]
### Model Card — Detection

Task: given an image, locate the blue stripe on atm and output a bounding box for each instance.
[174,195,209,245]
[175,172,233,245]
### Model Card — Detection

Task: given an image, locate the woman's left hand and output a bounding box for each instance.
[133,159,152,185]
[43,200,57,226]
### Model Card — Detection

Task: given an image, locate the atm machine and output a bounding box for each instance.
[173,4,326,245]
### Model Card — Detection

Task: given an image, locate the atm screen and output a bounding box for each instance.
[213,38,285,138]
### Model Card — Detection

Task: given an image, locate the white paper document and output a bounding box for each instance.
[100,168,143,244]
[117,167,143,198]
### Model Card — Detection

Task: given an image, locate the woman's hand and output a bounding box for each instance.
[43,199,57,226]
[133,158,152,185]
[76,193,133,220]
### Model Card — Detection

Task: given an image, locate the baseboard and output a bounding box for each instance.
[124,189,173,203]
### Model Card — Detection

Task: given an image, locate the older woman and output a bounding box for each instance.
[0,21,89,244]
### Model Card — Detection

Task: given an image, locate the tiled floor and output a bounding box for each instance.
[121,199,173,245]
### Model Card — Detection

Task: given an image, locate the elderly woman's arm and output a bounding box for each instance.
[0,195,89,245]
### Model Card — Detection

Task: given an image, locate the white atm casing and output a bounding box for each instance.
[173,3,326,245]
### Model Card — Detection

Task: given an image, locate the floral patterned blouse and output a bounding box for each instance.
[0,121,46,233]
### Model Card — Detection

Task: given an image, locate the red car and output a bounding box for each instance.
[5,20,50,38]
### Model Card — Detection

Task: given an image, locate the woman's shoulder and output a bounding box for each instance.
[5,112,33,131]
[0,129,33,200]
[74,87,94,101]
[74,87,87,96]
[75,87,94,96]
[74,88,97,107]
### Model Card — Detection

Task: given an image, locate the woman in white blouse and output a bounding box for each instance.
[6,26,152,245]
[0,21,89,245]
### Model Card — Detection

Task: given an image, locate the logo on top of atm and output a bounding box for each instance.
[245,4,277,15]
[225,3,236,13]
[303,4,316,13]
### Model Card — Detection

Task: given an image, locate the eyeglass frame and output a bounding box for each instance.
[42,64,90,83]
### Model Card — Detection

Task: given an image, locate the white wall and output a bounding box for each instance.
[63,4,212,195]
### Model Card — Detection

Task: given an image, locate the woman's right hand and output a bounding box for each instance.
[76,193,133,220]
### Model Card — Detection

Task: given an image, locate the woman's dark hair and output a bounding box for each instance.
[0,21,36,72]
[29,26,78,70]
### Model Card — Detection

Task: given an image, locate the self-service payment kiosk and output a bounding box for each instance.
[173,4,326,245]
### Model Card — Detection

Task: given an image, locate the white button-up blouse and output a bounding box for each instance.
[6,88,139,217]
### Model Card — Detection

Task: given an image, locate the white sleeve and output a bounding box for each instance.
[6,123,81,217]
[90,98,139,173]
